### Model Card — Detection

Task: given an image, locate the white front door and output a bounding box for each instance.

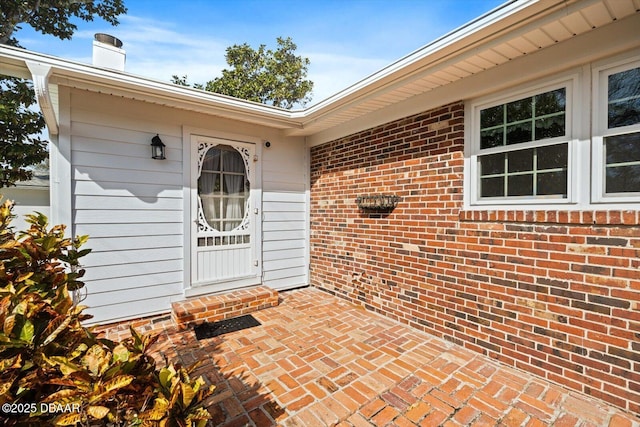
[191,135,260,290]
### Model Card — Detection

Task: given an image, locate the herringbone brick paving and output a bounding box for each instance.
[101,287,640,426]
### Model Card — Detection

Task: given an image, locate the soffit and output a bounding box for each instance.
[289,0,640,137]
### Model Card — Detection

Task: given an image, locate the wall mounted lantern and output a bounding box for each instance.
[151,134,166,160]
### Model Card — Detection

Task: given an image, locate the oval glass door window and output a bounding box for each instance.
[198,144,249,231]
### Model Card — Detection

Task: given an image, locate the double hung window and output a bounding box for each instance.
[470,81,573,205]
[478,88,568,199]
[468,54,640,209]
[595,61,640,200]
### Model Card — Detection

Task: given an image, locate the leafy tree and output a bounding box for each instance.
[0,76,47,187]
[0,0,127,187]
[0,0,126,45]
[174,37,313,109]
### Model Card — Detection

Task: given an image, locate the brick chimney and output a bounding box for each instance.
[92,33,125,71]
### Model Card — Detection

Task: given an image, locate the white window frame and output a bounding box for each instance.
[466,75,580,208]
[592,56,640,204]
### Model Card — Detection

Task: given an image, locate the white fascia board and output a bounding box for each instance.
[299,0,553,124]
[0,45,302,130]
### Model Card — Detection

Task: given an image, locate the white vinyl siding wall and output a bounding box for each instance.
[65,90,307,324]
[69,91,184,323]
[261,139,308,290]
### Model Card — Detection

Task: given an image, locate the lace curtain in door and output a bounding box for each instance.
[198,145,248,232]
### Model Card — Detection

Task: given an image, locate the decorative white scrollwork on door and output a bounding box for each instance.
[196,142,251,247]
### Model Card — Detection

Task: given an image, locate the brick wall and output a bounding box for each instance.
[309,102,640,415]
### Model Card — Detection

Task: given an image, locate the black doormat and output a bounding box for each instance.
[194,314,261,340]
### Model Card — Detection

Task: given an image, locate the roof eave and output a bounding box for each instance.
[298,0,556,128]
[0,45,303,130]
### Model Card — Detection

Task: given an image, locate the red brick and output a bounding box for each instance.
[310,106,640,414]
[371,405,400,426]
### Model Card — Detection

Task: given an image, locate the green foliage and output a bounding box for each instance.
[0,199,214,426]
[0,76,48,188]
[1,0,127,187]
[174,37,313,109]
[0,0,127,45]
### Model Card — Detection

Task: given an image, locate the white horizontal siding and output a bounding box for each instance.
[82,246,182,268]
[263,248,305,261]
[74,165,181,186]
[84,271,183,293]
[83,259,183,281]
[74,195,181,211]
[74,180,181,199]
[261,138,308,291]
[70,91,184,324]
[84,282,182,306]
[74,209,182,224]
[88,235,183,252]
[79,222,183,238]
[84,296,175,325]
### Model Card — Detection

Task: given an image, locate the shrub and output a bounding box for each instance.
[0,199,214,426]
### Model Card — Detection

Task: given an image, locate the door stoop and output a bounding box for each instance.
[171,285,279,330]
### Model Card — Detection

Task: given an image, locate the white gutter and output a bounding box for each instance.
[26,61,58,135]
[1,45,302,130]
[298,0,545,123]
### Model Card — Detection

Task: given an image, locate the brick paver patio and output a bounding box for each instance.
[104,287,640,426]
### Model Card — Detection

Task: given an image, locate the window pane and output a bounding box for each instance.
[480,128,504,149]
[606,165,640,193]
[608,67,640,128]
[481,177,504,197]
[605,132,640,193]
[222,149,245,173]
[202,196,221,223]
[198,172,219,195]
[507,98,532,122]
[537,171,567,196]
[478,143,567,199]
[535,88,566,115]
[508,148,533,173]
[506,122,532,145]
[537,143,568,170]
[535,115,565,140]
[223,198,244,220]
[480,128,503,149]
[481,153,504,175]
[223,175,244,196]
[508,174,533,196]
[223,220,242,231]
[481,105,503,128]
[606,133,640,164]
[201,148,221,171]
[609,98,640,128]
[480,87,566,152]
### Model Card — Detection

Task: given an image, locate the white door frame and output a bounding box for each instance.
[182,128,262,297]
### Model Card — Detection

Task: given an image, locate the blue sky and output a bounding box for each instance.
[15,0,506,105]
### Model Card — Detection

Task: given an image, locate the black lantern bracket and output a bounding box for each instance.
[356,194,401,212]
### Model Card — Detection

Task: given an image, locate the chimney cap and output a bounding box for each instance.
[94,33,123,48]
